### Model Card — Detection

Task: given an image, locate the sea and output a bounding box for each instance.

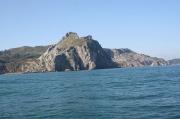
[0,65,180,119]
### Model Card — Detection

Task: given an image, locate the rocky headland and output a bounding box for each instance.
[0,32,168,74]
[168,58,180,65]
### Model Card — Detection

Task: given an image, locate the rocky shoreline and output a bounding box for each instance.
[0,32,168,74]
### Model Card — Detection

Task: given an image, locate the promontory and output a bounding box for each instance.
[0,32,168,74]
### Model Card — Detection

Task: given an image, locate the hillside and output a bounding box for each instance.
[0,32,168,74]
[0,46,50,63]
[104,48,167,67]
[168,59,180,65]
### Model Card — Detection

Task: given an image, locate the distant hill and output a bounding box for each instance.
[168,59,180,65]
[0,46,50,63]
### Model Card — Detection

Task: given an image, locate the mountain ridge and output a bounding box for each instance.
[0,32,168,74]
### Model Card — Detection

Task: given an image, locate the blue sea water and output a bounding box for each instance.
[0,65,180,119]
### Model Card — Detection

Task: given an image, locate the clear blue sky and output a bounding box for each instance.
[0,0,180,60]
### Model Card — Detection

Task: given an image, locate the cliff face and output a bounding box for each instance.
[37,32,114,72]
[4,59,42,73]
[104,48,167,67]
[0,32,169,74]
[0,62,6,74]
[0,46,49,73]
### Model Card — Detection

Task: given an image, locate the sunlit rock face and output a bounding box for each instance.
[38,32,114,72]
[0,32,168,74]
[104,48,168,67]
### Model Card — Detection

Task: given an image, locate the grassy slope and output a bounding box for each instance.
[0,46,50,63]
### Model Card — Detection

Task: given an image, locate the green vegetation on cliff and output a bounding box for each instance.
[0,46,49,63]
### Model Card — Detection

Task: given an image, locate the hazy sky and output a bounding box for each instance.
[0,0,180,60]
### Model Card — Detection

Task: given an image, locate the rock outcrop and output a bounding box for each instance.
[0,45,49,73]
[0,32,169,74]
[0,62,6,74]
[37,32,114,72]
[104,48,167,67]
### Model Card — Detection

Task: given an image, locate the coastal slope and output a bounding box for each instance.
[104,48,167,67]
[168,58,180,65]
[0,32,168,74]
